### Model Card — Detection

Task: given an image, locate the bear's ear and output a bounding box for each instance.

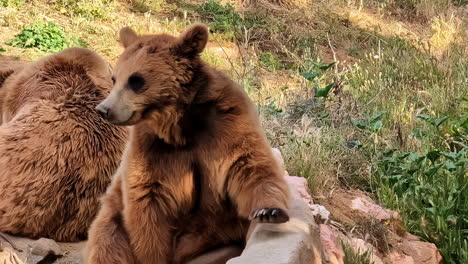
[0,68,16,88]
[119,27,139,48]
[175,24,208,57]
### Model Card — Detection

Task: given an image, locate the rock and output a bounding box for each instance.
[0,233,84,264]
[286,176,313,204]
[349,238,383,264]
[228,181,323,264]
[351,197,399,221]
[0,246,26,264]
[309,204,330,222]
[30,238,62,257]
[387,252,415,264]
[319,224,344,264]
[401,240,442,264]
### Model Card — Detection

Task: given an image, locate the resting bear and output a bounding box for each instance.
[85,24,290,263]
[0,48,127,242]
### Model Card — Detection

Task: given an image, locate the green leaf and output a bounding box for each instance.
[319,62,336,71]
[369,111,386,122]
[433,116,448,127]
[441,151,458,160]
[314,83,334,98]
[444,161,457,170]
[411,128,426,139]
[351,119,369,129]
[426,151,441,163]
[416,114,432,121]
[300,72,319,82]
[372,120,383,132]
[426,164,443,177]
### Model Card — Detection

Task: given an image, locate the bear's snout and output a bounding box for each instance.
[96,103,111,120]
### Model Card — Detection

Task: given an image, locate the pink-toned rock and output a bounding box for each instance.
[387,252,415,264]
[320,224,344,264]
[350,238,383,264]
[309,204,330,222]
[401,240,442,264]
[286,176,313,204]
[351,197,399,221]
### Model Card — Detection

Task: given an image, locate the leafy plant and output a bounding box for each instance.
[7,22,87,52]
[301,61,336,98]
[375,147,468,263]
[259,52,281,71]
[351,111,386,134]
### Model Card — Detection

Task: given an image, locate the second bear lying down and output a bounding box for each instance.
[86,24,291,263]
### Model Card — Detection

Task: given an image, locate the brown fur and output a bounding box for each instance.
[0,48,127,242]
[85,24,290,263]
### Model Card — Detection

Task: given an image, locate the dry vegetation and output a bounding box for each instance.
[1,0,467,262]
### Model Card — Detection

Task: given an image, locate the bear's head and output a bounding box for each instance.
[96,24,209,127]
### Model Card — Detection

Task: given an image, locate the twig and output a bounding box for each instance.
[326,32,338,74]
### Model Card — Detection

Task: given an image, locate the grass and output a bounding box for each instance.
[341,240,372,264]
[0,0,467,262]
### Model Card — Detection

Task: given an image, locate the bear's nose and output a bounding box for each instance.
[96,103,110,120]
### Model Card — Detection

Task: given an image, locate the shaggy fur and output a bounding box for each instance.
[85,24,290,263]
[0,48,127,242]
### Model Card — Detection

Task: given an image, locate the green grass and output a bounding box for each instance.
[375,147,467,263]
[341,241,372,264]
[195,0,266,39]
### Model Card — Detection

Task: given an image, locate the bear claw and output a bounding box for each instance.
[251,208,289,223]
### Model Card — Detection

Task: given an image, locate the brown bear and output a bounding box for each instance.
[0,48,127,242]
[85,24,290,264]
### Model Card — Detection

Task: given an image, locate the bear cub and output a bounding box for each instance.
[86,24,290,264]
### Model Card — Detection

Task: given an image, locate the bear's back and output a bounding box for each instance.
[0,48,128,241]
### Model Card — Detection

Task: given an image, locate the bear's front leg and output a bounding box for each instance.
[225,151,291,224]
[85,174,135,264]
[125,182,173,264]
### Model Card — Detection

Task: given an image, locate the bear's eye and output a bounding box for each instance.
[111,76,116,85]
[127,73,146,93]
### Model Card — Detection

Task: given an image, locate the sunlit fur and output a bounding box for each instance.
[0,48,127,241]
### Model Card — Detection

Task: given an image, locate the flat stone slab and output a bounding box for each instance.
[228,182,323,264]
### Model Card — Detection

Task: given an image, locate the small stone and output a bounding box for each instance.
[309,204,330,222]
[30,238,62,257]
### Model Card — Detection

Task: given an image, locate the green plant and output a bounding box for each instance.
[53,0,114,20]
[259,52,281,71]
[196,0,263,39]
[7,22,87,52]
[301,61,336,98]
[375,147,467,263]
[0,0,23,7]
[341,240,372,264]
